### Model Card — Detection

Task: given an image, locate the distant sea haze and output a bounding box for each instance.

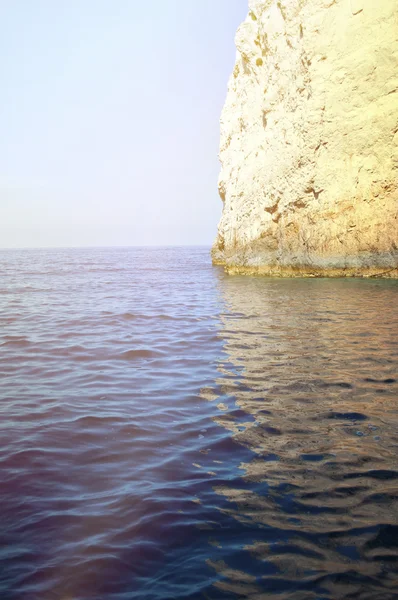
[1,246,398,599]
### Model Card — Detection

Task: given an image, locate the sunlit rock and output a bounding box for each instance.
[212,0,398,277]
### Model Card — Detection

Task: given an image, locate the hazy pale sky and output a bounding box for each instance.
[0,0,246,248]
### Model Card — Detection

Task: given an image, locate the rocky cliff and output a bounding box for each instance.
[212,0,398,277]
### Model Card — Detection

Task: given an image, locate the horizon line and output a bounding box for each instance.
[0,244,213,250]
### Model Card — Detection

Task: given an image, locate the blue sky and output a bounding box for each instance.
[0,0,246,247]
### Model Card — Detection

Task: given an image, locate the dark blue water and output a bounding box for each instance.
[1,247,398,600]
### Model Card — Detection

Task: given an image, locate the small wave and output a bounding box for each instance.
[117,348,162,360]
[326,412,368,421]
[1,337,30,347]
[365,377,396,384]
[119,312,137,320]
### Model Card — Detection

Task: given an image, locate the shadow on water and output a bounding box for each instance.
[201,273,398,599]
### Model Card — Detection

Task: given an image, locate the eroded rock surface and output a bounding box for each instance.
[212,0,398,277]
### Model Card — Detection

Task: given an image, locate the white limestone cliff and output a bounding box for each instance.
[212,0,398,277]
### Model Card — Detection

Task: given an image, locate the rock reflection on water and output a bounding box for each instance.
[203,275,398,599]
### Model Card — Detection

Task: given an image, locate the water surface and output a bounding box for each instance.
[1,247,397,599]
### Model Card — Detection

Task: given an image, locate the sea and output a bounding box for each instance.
[1,246,398,600]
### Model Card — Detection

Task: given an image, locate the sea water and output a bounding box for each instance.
[1,246,398,599]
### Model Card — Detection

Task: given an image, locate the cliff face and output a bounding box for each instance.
[212,0,398,277]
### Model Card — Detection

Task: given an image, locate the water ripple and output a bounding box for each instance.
[0,247,397,599]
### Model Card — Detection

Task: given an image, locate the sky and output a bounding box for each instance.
[0,0,246,248]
